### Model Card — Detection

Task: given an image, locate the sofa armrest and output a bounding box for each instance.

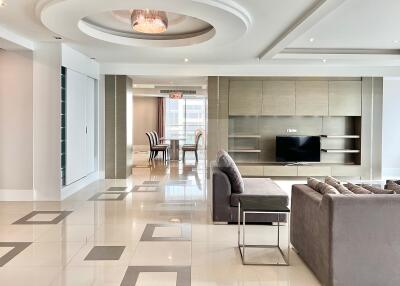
[212,168,232,222]
[291,185,330,285]
[323,194,400,286]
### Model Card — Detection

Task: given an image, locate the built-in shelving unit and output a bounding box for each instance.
[228,149,262,153]
[321,149,360,153]
[321,135,360,139]
[61,66,66,186]
[228,134,261,138]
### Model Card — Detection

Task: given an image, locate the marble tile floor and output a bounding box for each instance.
[0,151,319,285]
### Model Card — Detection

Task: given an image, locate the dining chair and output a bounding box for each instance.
[146,132,169,161]
[182,130,203,161]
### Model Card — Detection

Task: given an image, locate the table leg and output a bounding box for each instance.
[170,140,180,161]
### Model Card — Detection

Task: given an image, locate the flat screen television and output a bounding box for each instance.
[276,136,320,163]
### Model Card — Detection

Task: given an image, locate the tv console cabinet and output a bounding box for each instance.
[208,76,383,180]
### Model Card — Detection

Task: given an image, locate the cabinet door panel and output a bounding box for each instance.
[263,166,298,176]
[262,81,295,115]
[238,165,263,176]
[329,81,362,116]
[229,81,262,115]
[297,166,331,177]
[295,81,329,116]
[66,69,88,185]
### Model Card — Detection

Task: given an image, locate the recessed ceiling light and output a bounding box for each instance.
[309,38,315,42]
[53,36,62,40]
[133,84,137,87]
[184,58,189,62]
[322,59,327,63]
[0,0,7,7]
[393,40,399,44]
[90,57,96,60]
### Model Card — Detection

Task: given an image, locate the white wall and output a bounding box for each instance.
[382,78,400,178]
[0,50,33,198]
[62,44,99,79]
[33,43,62,201]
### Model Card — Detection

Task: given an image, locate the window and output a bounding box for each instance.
[165,98,206,147]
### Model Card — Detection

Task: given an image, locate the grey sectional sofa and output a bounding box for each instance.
[291,184,400,286]
[212,165,288,223]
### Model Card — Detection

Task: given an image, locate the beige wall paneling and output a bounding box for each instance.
[229,80,262,115]
[133,96,158,148]
[329,81,362,116]
[331,165,362,177]
[295,81,329,116]
[104,75,132,179]
[262,81,295,115]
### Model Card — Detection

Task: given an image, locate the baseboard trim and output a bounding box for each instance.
[61,172,100,200]
[0,189,34,201]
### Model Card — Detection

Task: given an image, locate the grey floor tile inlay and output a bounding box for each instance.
[88,192,130,201]
[0,242,32,267]
[13,211,73,225]
[107,187,129,192]
[84,246,125,261]
[142,181,160,185]
[140,223,191,241]
[120,266,191,286]
[131,185,161,192]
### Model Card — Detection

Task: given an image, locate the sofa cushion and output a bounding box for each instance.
[346,182,373,194]
[307,177,340,195]
[385,180,400,193]
[230,178,288,207]
[216,150,244,194]
[325,177,353,194]
[359,184,395,194]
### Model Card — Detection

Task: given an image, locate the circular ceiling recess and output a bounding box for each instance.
[39,0,251,48]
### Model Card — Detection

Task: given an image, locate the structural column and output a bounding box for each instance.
[105,75,133,179]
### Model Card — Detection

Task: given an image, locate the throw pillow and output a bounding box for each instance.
[325,177,353,194]
[216,150,244,194]
[346,182,373,194]
[307,177,340,195]
[360,184,395,194]
[385,180,400,193]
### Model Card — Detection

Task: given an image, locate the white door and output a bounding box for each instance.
[86,77,95,174]
[66,69,88,185]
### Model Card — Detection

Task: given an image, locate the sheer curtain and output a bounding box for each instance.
[164,97,206,146]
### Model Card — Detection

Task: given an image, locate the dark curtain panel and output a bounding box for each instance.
[157,97,165,138]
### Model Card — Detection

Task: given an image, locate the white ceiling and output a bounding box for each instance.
[1,0,400,67]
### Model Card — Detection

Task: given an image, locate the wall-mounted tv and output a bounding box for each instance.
[276,136,321,163]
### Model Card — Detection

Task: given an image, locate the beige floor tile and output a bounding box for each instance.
[130,241,191,266]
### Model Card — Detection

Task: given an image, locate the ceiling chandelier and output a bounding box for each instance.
[131,9,168,34]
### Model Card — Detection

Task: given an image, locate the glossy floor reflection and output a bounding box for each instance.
[0,151,320,285]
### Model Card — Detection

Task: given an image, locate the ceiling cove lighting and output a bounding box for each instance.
[131,9,168,34]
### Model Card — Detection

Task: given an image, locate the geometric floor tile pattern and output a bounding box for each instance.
[0,242,32,267]
[120,266,191,286]
[12,211,73,225]
[84,246,125,261]
[140,224,191,241]
[0,152,321,286]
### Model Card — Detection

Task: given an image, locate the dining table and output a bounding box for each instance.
[163,137,185,161]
